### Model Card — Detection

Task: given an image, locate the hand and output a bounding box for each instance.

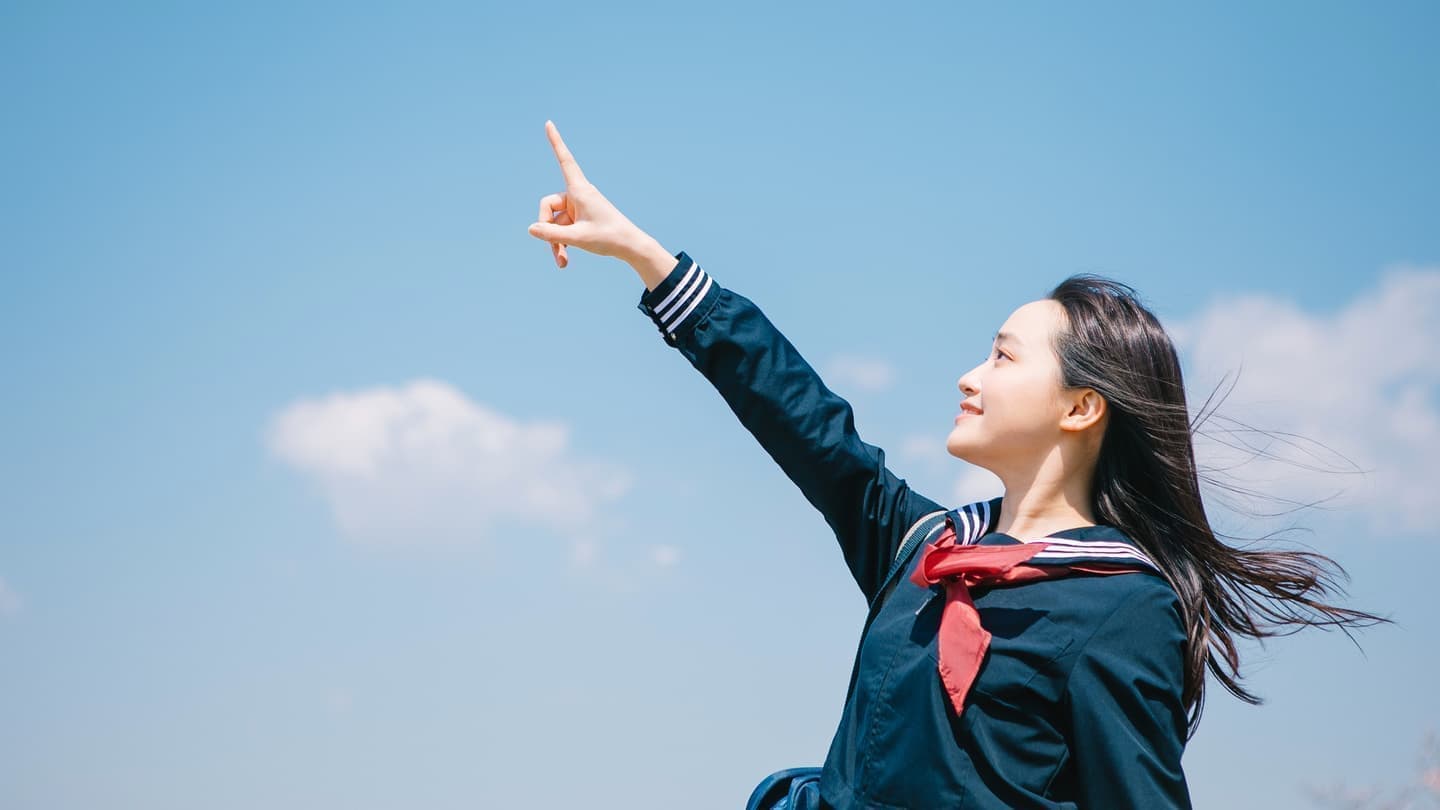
[527,120,650,269]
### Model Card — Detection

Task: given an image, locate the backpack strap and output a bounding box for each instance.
[876,499,998,608]
[743,509,987,808]
[890,510,949,578]
[867,509,949,611]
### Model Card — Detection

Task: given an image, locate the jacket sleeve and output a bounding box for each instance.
[1062,582,1193,809]
[635,250,945,603]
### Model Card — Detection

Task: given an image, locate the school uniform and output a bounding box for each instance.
[636,251,1193,809]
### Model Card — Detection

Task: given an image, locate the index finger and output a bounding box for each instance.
[545,120,589,188]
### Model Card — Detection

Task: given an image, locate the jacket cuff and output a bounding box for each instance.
[635,250,719,345]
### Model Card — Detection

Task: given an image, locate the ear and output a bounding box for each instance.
[1059,388,1107,433]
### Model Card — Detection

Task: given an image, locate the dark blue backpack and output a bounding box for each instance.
[744,510,951,810]
[745,766,823,810]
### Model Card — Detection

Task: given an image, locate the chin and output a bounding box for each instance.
[946,430,994,470]
[945,434,977,463]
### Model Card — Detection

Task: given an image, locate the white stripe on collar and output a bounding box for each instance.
[951,500,994,546]
[951,499,1158,570]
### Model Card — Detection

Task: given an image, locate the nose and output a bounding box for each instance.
[957,367,980,398]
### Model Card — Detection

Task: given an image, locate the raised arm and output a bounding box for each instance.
[632,249,945,601]
[523,120,944,601]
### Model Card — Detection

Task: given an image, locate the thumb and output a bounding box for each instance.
[527,221,566,242]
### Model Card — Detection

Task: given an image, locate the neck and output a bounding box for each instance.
[992,446,1097,540]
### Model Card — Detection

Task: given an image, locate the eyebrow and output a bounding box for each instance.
[994,331,1022,346]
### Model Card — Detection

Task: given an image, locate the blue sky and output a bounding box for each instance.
[3,2,1438,807]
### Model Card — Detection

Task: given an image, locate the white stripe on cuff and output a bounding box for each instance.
[652,264,700,317]
[658,268,705,323]
[660,272,713,335]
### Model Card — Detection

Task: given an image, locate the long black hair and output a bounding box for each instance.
[1047,274,1392,740]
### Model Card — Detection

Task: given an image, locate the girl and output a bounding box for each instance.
[525,120,1390,809]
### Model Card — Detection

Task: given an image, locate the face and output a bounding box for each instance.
[946,299,1073,476]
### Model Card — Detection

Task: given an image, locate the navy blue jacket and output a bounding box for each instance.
[637,251,1193,809]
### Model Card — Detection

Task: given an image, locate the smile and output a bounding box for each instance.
[956,403,983,423]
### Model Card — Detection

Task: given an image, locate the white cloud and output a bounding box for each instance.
[892,266,1440,534]
[570,537,600,568]
[0,575,20,618]
[650,544,681,568]
[1172,266,1440,534]
[822,354,897,393]
[265,378,632,549]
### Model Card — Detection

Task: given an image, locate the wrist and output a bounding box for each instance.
[625,234,680,292]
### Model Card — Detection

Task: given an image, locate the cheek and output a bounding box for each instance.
[990,373,1060,432]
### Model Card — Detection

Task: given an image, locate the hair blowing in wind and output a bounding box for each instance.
[1045,274,1394,739]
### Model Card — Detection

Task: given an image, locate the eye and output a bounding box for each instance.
[992,346,1009,363]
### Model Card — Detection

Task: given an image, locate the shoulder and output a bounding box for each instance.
[1025,566,1183,646]
[1051,523,1180,620]
[1060,570,1186,684]
[1094,525,1184,630]
[1094,572,1184,635]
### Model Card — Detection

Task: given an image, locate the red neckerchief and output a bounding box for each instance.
[909,521,1153,717]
